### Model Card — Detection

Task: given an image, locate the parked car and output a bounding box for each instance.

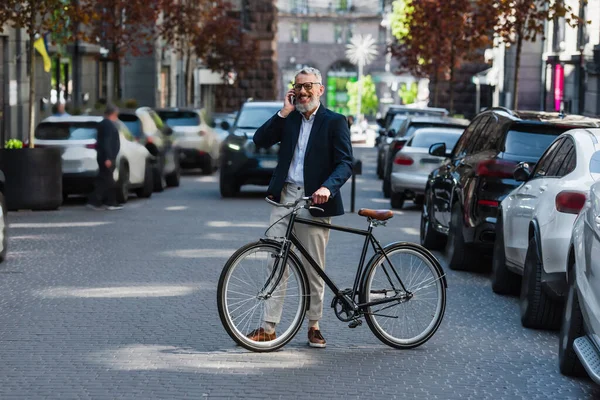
[118,107,180,191]
[155,108,220,174]
[420,108,600,273]
[219,100,283,197]
[35,116,154,203]
[382,116,470,197]
[390,127,464,209]
[493,128,600,330]
[376,106,451,178]
[559,178,600,383]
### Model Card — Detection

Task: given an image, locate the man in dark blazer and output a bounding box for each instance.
[250,67,353,348]
[87,104,122,210]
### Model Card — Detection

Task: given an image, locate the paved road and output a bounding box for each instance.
[1,147,598,399]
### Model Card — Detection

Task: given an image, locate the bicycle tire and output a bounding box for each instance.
[217,241,309,352]
[360,242,446,349]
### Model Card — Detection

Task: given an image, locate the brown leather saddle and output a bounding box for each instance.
[358,208,394,221]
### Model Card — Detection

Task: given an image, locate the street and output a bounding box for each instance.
[1,146,599,399]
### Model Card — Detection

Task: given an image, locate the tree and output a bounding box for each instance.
[87,0,162,100]
[346,75,379,117]
[489,0,581,109]
[390,0,491,112]
[160,0,258,107]
[0,0,90,147]
[398,82,418,105]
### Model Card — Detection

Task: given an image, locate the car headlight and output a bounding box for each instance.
[227,143,242,151]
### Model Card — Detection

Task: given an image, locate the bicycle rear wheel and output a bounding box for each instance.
[360,243,446,349]
[217,241,308,352]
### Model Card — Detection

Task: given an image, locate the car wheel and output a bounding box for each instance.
[445,201,476,271]
[390,192,404,209]
[153,165,166,192]
[135,161,154,198]
[414,195,424,206]
[491,216,521,295]
[376,154,383,179]
[382,176,391,198]
[0,192,7,263]
[519,237,563,330]
[558,263,586,377]
[420,193,445,251]
[115,164,129,204]
[166,158,181,187]
[220,172,239,198]
[201,157,213,176]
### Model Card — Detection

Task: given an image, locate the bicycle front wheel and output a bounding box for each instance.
[360,243,446,349]
[217,241,308,352]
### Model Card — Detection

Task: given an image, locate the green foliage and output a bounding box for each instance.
[390,0,414,41]
[124,99,138,109]
[346,75,378,116]
[5,139,24,149]
[398,82,418,105]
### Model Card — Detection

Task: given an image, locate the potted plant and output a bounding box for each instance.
[0,139,62,211]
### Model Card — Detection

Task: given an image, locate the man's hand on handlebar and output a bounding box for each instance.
[312,187,330,205]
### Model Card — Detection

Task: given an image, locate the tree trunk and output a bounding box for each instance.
[113,58,122,101]
[513,31,523,110]
[449,45,455,115]
[357,62,363,122]
[185,48,193,107]
[28,31,36,148]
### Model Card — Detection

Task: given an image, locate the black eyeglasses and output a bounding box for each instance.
[292,82,322,91]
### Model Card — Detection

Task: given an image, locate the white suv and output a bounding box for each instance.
[492,128,600,330]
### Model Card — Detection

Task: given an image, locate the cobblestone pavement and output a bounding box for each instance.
[0,147,598,399]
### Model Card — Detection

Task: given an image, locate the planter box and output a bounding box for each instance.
[0,147,63,211]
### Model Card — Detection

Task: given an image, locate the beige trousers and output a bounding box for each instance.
[264,184,331,323]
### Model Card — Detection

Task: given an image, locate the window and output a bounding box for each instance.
[467,116,493,154]
[409,129,463,150]
[346,23,355,43]
[452,116,486,158]
[546,138,574,177]
[503,126,567,159]
[156,111,200,127]
[334,24,343,44]
[290,23,299,43]
[35,122,99,140]
[532,139,563,179]
[300,23,309,43]
[557,147,576,177]
[119,114,142,138]
[236,105,283,129]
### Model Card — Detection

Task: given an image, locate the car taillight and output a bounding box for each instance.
[85,143,96,149]
[394,155,414,165]
[476,159,516,178]
[393,141,405,151]
[555,191,586,214]
[477,199,499,207]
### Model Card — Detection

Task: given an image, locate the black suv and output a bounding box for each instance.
[219,100,283,197]
[420,108,600,271]
[382,116,470,197]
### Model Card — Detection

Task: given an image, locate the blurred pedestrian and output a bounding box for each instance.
[87,104,122,211]
[53,103,70,117]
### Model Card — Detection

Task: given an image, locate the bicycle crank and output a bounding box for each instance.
[348,319,362,329]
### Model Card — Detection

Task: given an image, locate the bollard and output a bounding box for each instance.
[351,158,362,213]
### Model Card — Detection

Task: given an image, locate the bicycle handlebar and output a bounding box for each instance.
[264,196,325,213]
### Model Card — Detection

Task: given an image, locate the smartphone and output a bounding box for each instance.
[289,95,296,105]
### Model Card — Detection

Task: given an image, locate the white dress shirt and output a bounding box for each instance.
[279,104,320,187]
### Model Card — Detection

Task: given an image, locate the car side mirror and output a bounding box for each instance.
[429,142,447,157]
[513,162,531,182]
[376,118,385,127]
[220,120,231,131]
[387,129,396,138]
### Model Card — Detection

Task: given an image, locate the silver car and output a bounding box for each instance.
[559,179,600,384]
[390,127,464,209]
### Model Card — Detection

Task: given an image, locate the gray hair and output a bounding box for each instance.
[104,103,119,116]
[294,67,322,83]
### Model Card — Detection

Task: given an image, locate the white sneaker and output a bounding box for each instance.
[106,205,123,210]
[86,203,104,211]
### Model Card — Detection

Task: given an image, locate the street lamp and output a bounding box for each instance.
[346,34,378,122]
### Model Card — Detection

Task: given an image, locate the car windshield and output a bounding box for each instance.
[119,114,142,138]
[156,111,200,127]
[504,129,565,158]
[389,116,407,131]
[235,105,282,129]
[405,123,461,138]
[35,122,98,140]
[410,130,462,149]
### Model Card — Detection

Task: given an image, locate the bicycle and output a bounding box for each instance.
[217,196,447,352]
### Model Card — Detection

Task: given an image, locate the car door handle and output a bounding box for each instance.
[523,185,531,191]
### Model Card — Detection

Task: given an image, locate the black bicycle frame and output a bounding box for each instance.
[266,209,410,312]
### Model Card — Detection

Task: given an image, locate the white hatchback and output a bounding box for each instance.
[492,128,600,330]
[35,116,154,203]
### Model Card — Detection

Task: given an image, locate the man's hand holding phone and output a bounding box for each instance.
[280,89,296,118]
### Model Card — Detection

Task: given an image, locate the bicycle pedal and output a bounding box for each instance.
[348,319,362,329]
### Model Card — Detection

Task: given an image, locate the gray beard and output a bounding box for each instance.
[296,97,319,114]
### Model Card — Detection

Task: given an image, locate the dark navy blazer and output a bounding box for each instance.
[253,104,353,217]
